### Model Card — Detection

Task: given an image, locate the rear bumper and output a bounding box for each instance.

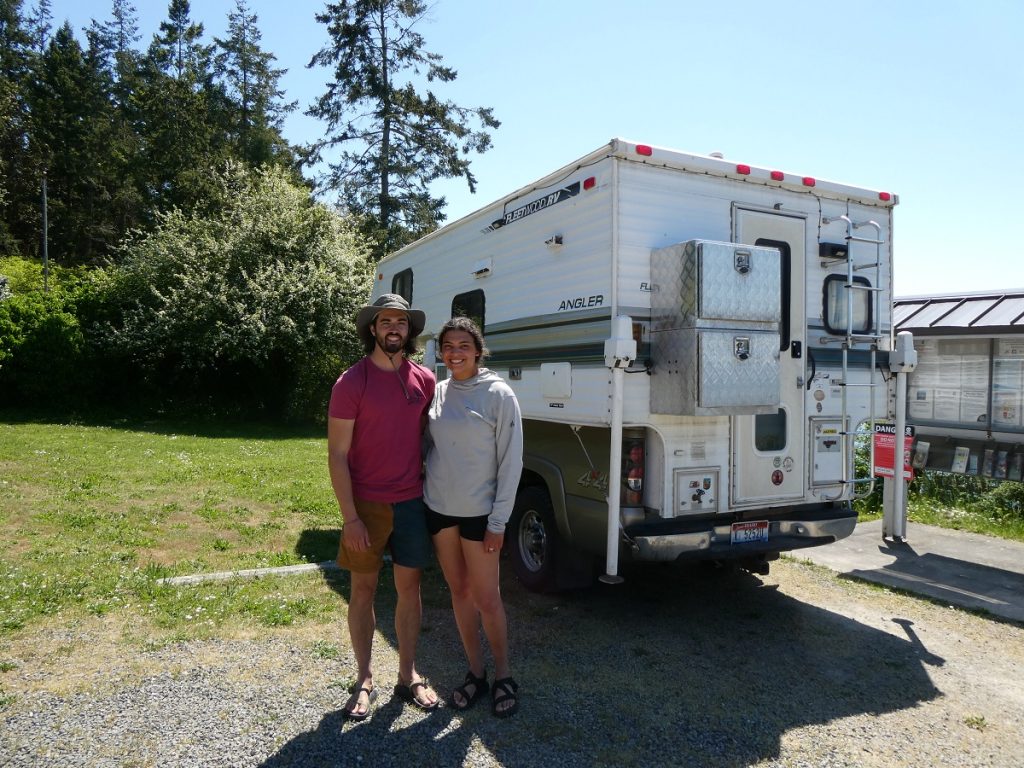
[624,507,857,562]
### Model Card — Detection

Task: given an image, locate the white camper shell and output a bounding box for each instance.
[374,139,898,591]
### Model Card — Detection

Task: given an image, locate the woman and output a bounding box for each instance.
[424,317,524,718]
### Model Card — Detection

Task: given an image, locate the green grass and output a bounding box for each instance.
[4,414,1022,642]
[857,473,1024,543]
[0,414,344,637]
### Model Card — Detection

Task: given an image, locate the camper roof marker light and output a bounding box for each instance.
[736,164,751,175]
[802,176,816,187]
[583,176,597,190]
[879,191,892,202]
[635,144,653,156]
[770,170,784,181]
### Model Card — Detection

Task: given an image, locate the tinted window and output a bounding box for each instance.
[452,289,485,331]
[755,408,787,452]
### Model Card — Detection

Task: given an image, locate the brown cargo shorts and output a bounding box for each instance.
[336,497,431,573]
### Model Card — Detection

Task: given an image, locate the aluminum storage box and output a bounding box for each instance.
[650,240,782,415]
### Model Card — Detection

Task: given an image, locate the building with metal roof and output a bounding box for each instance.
[895,290,1024,336]
[895,290,1024,479]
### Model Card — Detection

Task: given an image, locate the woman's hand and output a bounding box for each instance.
[483,530,504,555]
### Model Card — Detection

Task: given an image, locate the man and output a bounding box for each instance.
[328,293,439,720]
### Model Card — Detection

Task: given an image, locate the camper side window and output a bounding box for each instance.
[392,269,414,303]
[452,289,485,331]
[824,274,872,335]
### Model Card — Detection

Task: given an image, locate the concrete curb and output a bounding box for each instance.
[157,560,340,586]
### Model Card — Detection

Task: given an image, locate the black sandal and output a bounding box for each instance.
[450,670,489,711]
[491,676,519,718]
[393,679,441,711]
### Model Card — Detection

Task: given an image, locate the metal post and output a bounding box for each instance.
[600,315,636,585]
[884,367,909,541]
[601,364,626,585]
[883,332,917,542]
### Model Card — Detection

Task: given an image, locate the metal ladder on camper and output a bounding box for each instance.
[820,215,886,501]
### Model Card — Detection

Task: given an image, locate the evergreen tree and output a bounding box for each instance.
[27,22,115,263]
[86,0,146,244]
[24,0,49,53]
[139,0,223,214]
[307,0,499,259]
[0,0,39,255]
[87,0,141,80]
[213,0,297,170]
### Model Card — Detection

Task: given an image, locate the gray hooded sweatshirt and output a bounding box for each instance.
[423,368,524,534]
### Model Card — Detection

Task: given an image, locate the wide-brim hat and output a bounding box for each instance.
[355,293,426,341]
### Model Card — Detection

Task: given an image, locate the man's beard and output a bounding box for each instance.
[378,333,404,354]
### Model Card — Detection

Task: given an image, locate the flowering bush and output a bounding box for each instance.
[91,163,374,419]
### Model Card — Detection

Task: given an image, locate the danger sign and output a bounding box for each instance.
[873,423,914,480]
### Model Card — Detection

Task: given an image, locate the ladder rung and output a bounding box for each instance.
[853,261,880,270]
[844,283,883,292]
[844,334,883,343]
[847,235,884,244]
[838,381,883,388]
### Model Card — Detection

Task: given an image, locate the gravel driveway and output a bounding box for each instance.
[2,557,1023,767]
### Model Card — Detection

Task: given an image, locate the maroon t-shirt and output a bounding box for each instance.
[329,357,435,503]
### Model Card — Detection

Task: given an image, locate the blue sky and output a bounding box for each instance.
[46,0,1023,297]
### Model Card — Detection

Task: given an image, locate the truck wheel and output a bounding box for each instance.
[507,486,560,592]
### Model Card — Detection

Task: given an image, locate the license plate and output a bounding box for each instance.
[731,520,769,544]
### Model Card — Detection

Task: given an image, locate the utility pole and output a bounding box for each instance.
[42,171,49,293]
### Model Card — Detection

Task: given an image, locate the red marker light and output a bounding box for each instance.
[770,170,784,181]
[802,177,816,187]
[583,176,596,190]
[378,273,384,281]
[879,191,892,201]
[636,144,653,156]
[736,164,751,175]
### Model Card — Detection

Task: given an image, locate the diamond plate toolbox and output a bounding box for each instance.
[650,240,782,415]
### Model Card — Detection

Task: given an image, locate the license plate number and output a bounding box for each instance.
[731,520,769,544]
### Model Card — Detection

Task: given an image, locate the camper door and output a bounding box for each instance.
[731,208,807,505]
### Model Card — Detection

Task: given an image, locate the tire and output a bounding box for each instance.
[506,486,561,592]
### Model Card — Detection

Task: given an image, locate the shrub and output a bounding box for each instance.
[0,255,85,294]
[976,480,1024,520]
[93,163,373,420]
[0,289,85,406]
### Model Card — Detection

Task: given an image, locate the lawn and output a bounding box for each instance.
[0,414,347,638]
[3,414,1021,643]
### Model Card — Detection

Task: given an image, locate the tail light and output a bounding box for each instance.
[622,439,645,506]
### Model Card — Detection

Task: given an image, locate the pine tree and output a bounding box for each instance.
[307,0,499,259]
[27,21,116,263]
[24,0,50,53]
[213,0,297,170]
[86,0,146,244]
[139,0,223,213]
[0,0,39,254]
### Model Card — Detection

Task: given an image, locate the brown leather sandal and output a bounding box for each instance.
[394,679,441,711]
[342,686,378,721]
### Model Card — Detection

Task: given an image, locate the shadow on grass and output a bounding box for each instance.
[296,528,342,565]
[0,407,324,440]
[261,560,943,768]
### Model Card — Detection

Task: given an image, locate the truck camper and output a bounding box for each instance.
[373,139,899,591]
